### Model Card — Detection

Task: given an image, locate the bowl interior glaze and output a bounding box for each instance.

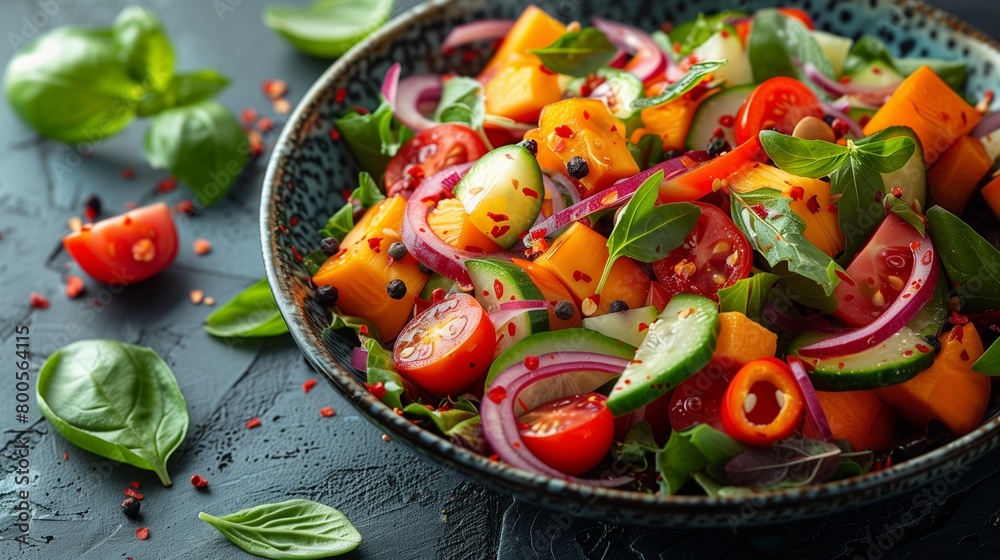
[262,0,1000,526]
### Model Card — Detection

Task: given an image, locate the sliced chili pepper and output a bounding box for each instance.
[720,357,804,446]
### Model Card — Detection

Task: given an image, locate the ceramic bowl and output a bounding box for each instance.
[261,0,1000,527]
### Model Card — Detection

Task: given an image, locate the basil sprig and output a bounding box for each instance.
[596,170,701,293]
[36,340,189,486]
[530,27,617,77]
[630,60,728,110]
[200,499,361,559]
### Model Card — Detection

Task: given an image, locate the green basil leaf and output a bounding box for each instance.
[668,10,747,55]
[927,205,1000,313]
[204,278,289,338]
[530,27,617,77]
[349,172,386,207]
[448,416,489,454]
[747,9,835,85]
[403,399,478,435]
[264,0,393,59]
[318,204,355,241]
[853,137,916,174]
[612,421,660,472]
[303,248,328,276]
[37,340,188,485]
[760,131,851,179]
[4,27,141,143]
[770,260,842,314]
[973,340,1000,376]
[327,307,379,340]
[725,435,842,489]
[842,35,899,76]
[884,195,926,237]
[335,98,414,182]
[433,76,485,134]
[718,272,781,323]
[830,155,888,265]
[112,6,175,90]
[361,335,416,409]
[630,60,728,110]
[598,170,701,292]
[656,424,742,495]
[199,499,361,559]
[137,69,231,117]
[730,188,840,295]
[144,100,249,206]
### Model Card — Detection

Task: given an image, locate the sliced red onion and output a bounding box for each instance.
[381,63,401,107]
[525,151,710,245]
[488,300,549,327]
[383,66,442,132]
[802,62,897,107]
[550,173,582,205]
[763,301,841,334]
[608,49,629,69]
[351,346,368,372]
[401,162,515,290]
[541,174,566,216]
[798,240,939,358]
[819,100,864,138]
[442,19,514,52]
[972,111,1000,139]
[481,352,633,486]
[592,17,670,82]
[787,356,833,442]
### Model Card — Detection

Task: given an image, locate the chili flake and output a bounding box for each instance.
[273,98,291,115]
[190,474,209,488]
[256,117,274,132]
[122,167,135,180]
[262,79,288,99]
[366,381,387,399]
[29,292,50,309]
[193,238,212,256]
[65,276,85,299]
[245,417,262,429]
[241,107,259,124]
[156,176,177,193]
[320,406,336,417]
[136,527,149,541]
[554,125,573,138]
[303,378,318,393]
[124,487,144,501]
[334,87,347,104]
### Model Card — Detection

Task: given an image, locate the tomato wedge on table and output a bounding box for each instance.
[652,202,752,300]
[384,124,489,196]
[657,137,767,203]
[518,392,614,476]
[393,293,495,397]
[733,77,824,146]
[63,202,178,285]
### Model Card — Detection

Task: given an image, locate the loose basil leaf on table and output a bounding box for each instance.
[927,205,1000,313]
[530,27,617,77]
[36,340,188,486]
[264,0,394,59]
[4,27,142,143]
[747,8,835,85]
[112,6,175,90]
[138,69,231,116]
[199,499,361,559]
[144,100,249,206]
[630,60,728,110]
[204,278,289,338]
[335,98,415,182]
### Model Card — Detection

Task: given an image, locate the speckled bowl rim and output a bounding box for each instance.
[262,0,1000,524]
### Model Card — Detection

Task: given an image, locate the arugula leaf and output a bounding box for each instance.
[729,189,840,295]
[335,98,414,181]
[361,336,416,409]
[403,398,478,435]
[747,9,835,85]
[37,340,188,486]
[973,340,1000,376]
[842,35,899,76]
[449,416,489,454]
[597,170,701,293]
[432,76,486,142]
[325,307,379,340]
[718,272,780,323]
[263,0,393,59]
[200,499,361,558]
[927,205,1000,313]
[630,60,728,110]
[724,435,842,489]
[656,424,742,495]
[318,204,355,241]
[112,6,175,90]
[669,11,746,56]
[884,195,926,237]
[349,172,386,207]
[530,27,617,77]
[612,421,660,472]
[204,278,289,338]
[759,131,851,178]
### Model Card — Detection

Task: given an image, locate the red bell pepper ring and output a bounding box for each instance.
[721,357,805,447]
[657,136,768,203]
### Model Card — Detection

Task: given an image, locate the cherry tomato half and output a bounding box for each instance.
[384,124,489,196]
[667,361,732,432]
[63,202,178,285]
[733,77,824,146]
[519,393,614,476]
[721,358,805,447]
[832,214,925,328]
[393,293,495,396]
[652,202,752,300]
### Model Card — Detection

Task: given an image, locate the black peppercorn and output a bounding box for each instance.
[823,114,836,126]
[707,136,731,158]
[566,156,590,179]
[121,497,140,518]
[386,279,407,299]
[609,300,629,313]
[418,262,432,275]
[83,194,102,220]
[663,149,684,160]
[520,138,538,156]
[320,237,340,257]
[315,285,339,307]
[388,242,408,261]
[554,300,575,321]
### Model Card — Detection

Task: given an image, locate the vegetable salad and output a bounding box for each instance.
[305,5,1000,495]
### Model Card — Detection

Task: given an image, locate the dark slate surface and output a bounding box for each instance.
[0,1,999,558]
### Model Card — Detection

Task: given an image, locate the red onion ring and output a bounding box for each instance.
[442,19,515,52]
[351,347,369,372]
[592,17,671,83]
[488,300,549,327]
[481,352,634,486]
[972,111,1000,139]
[801,62,898,107]
[787,356,833,442]
[797,240,938,358]
[382,64,442,132]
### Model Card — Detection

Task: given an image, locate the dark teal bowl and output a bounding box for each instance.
[262,0,1000,526]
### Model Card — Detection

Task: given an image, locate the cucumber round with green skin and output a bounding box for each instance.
[465,258,548,355]
[786,325,936,391]
[863,126,927,211]
[845,61,905,88]
[418,272,456,299]
[453,145,543,249]
[567,68,644,120]
[684,85,753,152]
[485,328,636,387]
[908,275,949,338]
[581,304,659,348]
[606,294,719,416]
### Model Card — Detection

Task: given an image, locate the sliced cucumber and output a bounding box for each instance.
[466,258,548,355]
[582,305,659,348]
[453,145,543,249]
[863,126,926,211]
[845,60,905,88]
[419,273,455,299]
[908,275,949,338]
[685,85,753,151]
[567,68,644,121]
[606,294,719,416]
[786,326,935,391]
[810,30,852,76]
[692,29,753,87]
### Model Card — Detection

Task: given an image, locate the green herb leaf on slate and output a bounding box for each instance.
[199,499,361,559]
[631,60,728,110]
[36,340,189,485]
[137,69,231,117]
[112,6,175,90]
[263,0,394,59]
[530,27,617,77]
[204,278,289,338]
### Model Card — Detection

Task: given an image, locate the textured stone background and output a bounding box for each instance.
[0,0,998,558]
